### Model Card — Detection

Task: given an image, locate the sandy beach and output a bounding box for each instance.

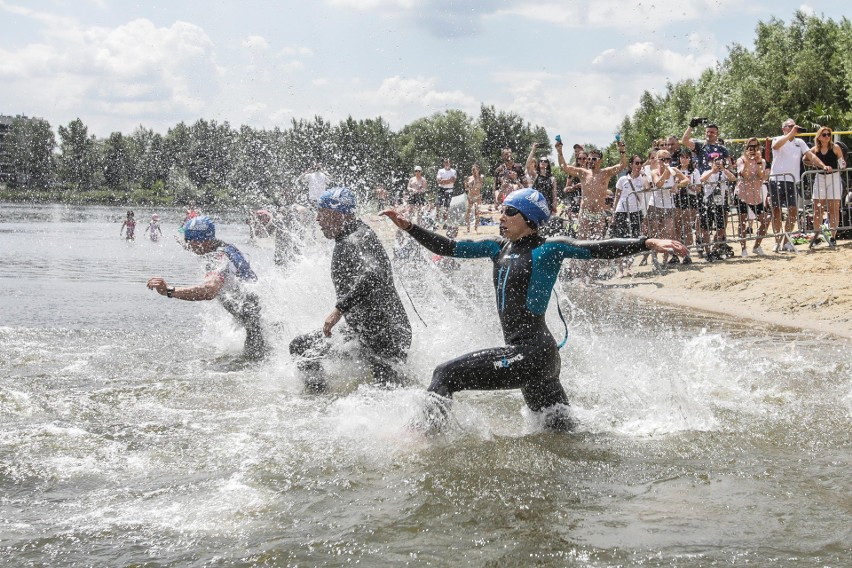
[611,240,852,339]
[366,210,852,339]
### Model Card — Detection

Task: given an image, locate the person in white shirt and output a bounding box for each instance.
[612,155,650,275]
[612,154,648,239]
[435,158,457,227]
[769,119,809,252]
[650,149,691,265]
[298,163,331,206]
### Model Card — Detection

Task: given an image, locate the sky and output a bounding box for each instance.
[0,0,847,147]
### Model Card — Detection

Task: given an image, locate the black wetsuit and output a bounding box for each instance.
[290,219,412,387]
[407,224,647,426]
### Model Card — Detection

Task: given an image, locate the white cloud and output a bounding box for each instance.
[364,76,478,110]
[243,102,268,116]
[492,39,716,148]
[242,35,269,51]
[278,46,314,57]
[798,4,816,16]
[491,0,741,29]
[326,0,416,9]
[592,42,717,77]
[0,4,219,133]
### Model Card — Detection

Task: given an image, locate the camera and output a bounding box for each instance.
[689,117,709,128]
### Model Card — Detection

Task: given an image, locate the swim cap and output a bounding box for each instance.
[152,213,160,221]
[183,215,216,241]
[502,188,551,227]
[318,187,357,215]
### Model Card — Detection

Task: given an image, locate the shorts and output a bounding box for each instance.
[812,172,842,201]
[407,192,425,206]
[562,192,581,214]
[435,190,453,208]
[699,198,727,230]
[674,190,700,209]
[736,201,766,216]
[613,211,643,238]
[769,180,797,209]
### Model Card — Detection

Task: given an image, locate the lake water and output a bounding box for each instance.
[1,203,850,566]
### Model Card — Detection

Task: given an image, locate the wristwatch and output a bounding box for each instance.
[166,286,175,298]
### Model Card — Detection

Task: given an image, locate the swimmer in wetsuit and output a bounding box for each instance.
[289,187,412,391]
[146,216,268,360]
[382,188,688,430]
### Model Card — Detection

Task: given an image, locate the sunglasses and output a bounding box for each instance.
[587,157,600,162]
[631,161,643,165]
[503,206,522,217]
[747,145,759,149]
[820,132,832,137]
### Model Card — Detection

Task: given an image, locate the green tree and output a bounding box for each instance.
[620,12,852,145]
[187,119,234,195]
[101,131,135,193]
[229,125,286,205]
[396,109,484,194]
[477,104,549,174]
[130,126,170,191]
[4,117,55,190]
[329,116,407,203]
[57,118,100,192]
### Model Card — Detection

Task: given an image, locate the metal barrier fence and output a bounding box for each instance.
[610,168,851,262]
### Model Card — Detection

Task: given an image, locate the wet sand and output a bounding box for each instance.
[611,240,852,339]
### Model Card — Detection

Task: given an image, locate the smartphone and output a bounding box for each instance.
[555,134,562,144]
[615,133,621,142]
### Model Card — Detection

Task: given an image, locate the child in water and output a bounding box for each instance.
[145,213,163,242]
[120,210,136,240]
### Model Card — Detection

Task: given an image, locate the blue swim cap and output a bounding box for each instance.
[183,215,216,241]
[318,187,357,215]
[502,188,551,227]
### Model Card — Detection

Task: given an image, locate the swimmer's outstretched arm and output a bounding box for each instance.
[546,235,689,260]
[146,273,223,301]
[380,209,500,258]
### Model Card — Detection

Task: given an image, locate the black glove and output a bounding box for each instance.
[689,117,707,128]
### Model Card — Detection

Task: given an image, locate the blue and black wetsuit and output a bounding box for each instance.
[204,241,267,360]
[290,219,412,388]
[407,224,647,426]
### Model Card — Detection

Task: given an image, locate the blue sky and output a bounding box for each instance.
[1,0,847,146]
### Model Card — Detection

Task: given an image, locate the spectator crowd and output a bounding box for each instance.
[253,116,850,277]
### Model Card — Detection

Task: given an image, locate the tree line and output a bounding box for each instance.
[2,11,849,208]
[1,106,549,209]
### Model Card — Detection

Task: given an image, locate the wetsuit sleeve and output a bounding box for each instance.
[544,235,648,260]
[408,225,502,259]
